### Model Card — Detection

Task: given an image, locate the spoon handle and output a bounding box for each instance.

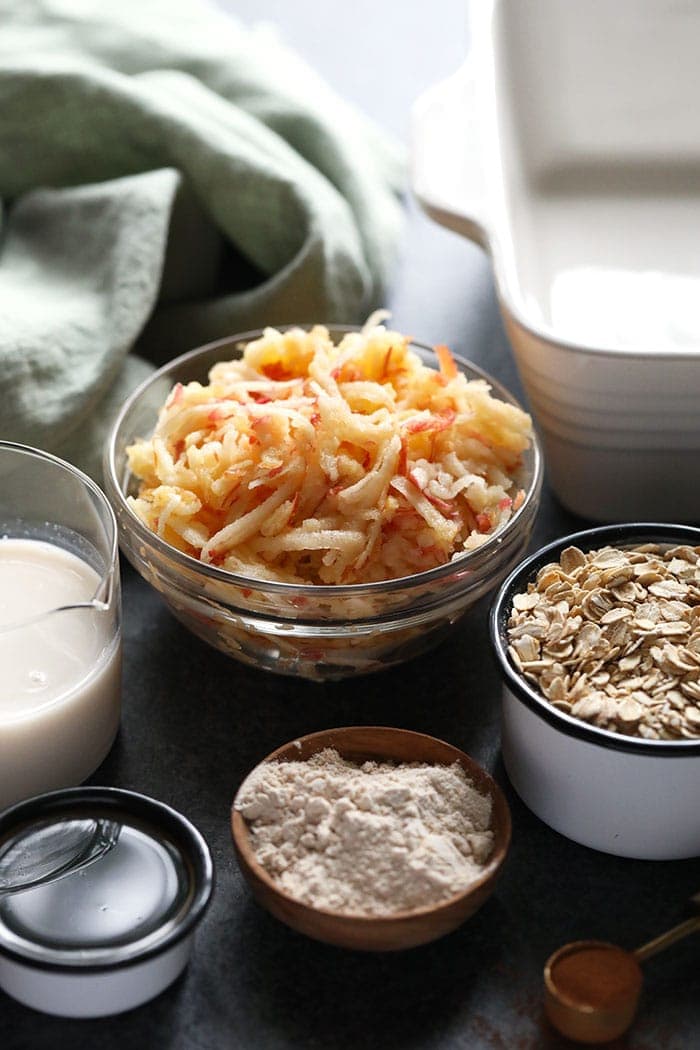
[634,914,700,964]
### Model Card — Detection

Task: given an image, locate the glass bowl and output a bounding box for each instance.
[0,442,121,808]
[104,327,542,680]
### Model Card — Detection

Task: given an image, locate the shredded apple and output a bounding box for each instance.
[126,323,532,585]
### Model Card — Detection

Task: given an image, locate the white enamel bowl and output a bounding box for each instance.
[490,524,700,860]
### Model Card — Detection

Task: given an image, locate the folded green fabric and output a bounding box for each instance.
[0,0,405,478]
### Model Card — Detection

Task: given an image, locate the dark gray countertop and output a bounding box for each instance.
[6,2,700,1047]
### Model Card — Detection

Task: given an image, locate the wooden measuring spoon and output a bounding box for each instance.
[543,893,700,1044]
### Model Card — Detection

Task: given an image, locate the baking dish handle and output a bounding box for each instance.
[411,62,490,249]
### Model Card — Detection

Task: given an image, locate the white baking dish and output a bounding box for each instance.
[490,524,700,860]
[413,0,700,522]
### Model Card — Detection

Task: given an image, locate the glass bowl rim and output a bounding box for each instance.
[0,439,119,603]
[105,325,543,598]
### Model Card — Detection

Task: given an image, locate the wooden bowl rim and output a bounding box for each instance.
[231,725,512,924]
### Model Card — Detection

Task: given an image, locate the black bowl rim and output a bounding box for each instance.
[490,522,700,757]
[104,325,543,597]
[0,787,214,973]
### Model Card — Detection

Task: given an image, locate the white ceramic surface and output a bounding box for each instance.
[501,686,700,860]
[412,0,700,521]
[0,935,193,1018]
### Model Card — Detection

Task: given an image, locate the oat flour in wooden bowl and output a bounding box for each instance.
[231,727,511,950]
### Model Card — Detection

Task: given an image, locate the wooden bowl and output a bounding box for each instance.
[230,726,511,951]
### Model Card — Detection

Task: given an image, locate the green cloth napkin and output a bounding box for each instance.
[0,0,405,478]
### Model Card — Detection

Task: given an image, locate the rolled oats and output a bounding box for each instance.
[507,543,700,740]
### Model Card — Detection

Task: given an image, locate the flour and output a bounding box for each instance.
[235,748,494,916]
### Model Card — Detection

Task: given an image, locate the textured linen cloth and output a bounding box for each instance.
[0,0,404,477]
